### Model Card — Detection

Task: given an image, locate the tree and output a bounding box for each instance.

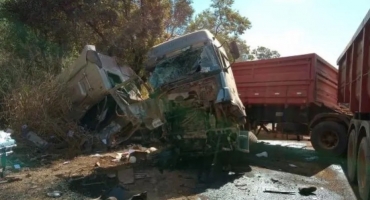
[0,0,193,73]
[250,46,281,60]
[186,0,252,60]
[163,0,194,40]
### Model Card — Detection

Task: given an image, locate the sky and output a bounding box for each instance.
[192,0,369,67]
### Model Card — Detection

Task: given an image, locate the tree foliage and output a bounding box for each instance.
[250,46,281,60]
[186,0,252,60]
[164,0,194,40]
[0,0,193,73]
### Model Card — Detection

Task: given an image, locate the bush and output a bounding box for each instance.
[0,47,93,156]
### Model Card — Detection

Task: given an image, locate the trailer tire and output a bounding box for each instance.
[347,129,357,183]
[357,137,370,200]
[311,121,347,156]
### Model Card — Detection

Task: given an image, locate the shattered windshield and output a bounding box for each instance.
[148,45,219,89]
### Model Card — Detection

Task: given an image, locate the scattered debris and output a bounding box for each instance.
[305,156,318,161]
[134,172,150,180]
[112,153,123,162]
[5,129,14,134]
[13,164,21,170]
[0,130,16,156]
[270,178,280,184]
[149,147,158,153]
[91,154,103,157]
[46,191,63,198]
[118,168,135,185]
[228,171,236,175]
[263,190,295,195]
[107,173,116,178]
[256,151,268,158]
[95,162,101,168]
[289,164,297,168]
[21,125,49,150]
[62,161,70,165]
[299,186,317,196]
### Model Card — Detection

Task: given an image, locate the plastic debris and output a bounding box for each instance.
[112,153,123,162]
[62,161,70,165]
[46,191,62,198]
[90,153,103,157]
[13,164,21,170]
[0,130,16,155]
[256,151,268,158]
[289,164,297,168]
[149,147,158,153]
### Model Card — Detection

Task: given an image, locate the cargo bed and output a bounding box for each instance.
[232,53,338,108]
[232,54,341,135]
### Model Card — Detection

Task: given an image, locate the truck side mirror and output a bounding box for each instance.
[229,41,240,60]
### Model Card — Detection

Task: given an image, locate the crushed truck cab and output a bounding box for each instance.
[145,30,253,155]
[58,45,165,147]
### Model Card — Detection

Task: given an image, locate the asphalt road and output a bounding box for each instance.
[197,140,357,200]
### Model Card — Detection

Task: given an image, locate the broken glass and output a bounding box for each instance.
[148,45,220,89]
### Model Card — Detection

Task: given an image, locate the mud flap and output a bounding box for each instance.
[236,130,249,153]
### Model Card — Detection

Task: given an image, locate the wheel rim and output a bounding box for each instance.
[358,146,366,189]
[319,130,339,150]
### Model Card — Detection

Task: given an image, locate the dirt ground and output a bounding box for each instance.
[0,133,359,200]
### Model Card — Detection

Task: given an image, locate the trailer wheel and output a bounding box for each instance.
[357,137,370,200]
[311,121,347,156]
[347,129,357,183]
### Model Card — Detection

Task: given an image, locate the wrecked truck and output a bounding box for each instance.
[58,45,165,147]
[145,30,256,156]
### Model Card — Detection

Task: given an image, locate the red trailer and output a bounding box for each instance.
[232,53,352,155]
[233,53,338,108]
[338,9,370,200]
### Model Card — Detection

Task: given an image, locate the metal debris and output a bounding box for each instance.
[263,190,295,195]
[255,151,268,158]
[46,191,63,198]
[21,125,48,149]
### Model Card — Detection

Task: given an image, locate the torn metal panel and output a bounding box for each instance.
[58,45,165,147]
